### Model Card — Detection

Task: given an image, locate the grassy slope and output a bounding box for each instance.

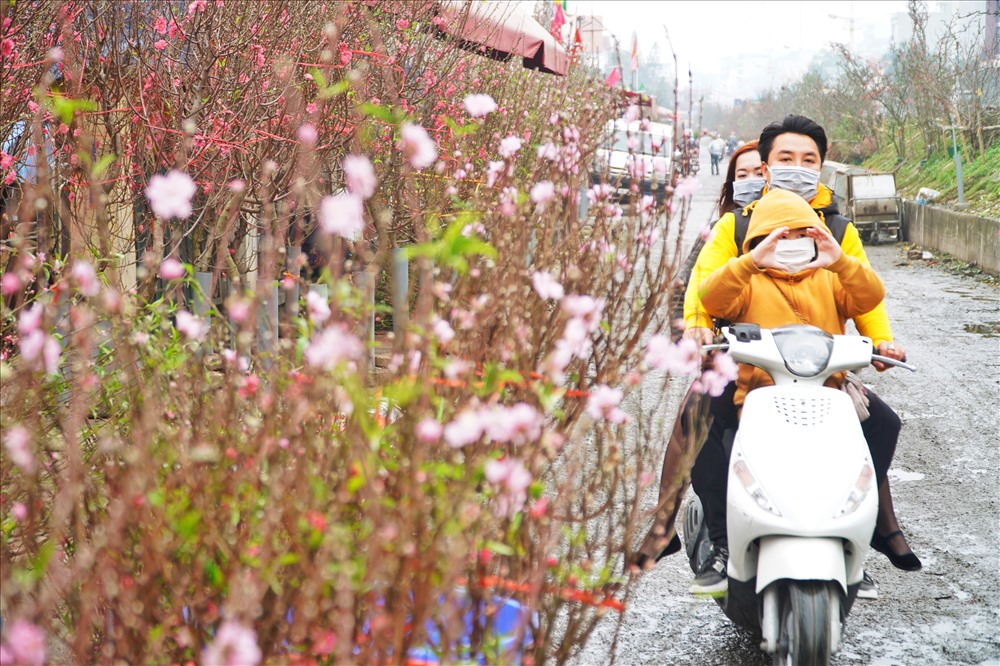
[862,134,1000,220]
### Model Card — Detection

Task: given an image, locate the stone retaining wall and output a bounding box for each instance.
[902,200,1000,276]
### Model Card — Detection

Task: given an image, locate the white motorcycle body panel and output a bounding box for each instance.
[722,328,879,598]
[726,384,877,594]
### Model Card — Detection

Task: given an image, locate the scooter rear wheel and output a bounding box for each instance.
[773,581,833,666]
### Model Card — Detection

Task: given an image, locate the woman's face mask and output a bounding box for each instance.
[773,236,816,273]
[732,177,766,207]
[767,166,820,202]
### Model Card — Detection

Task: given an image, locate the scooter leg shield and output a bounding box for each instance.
[755,536,847,595]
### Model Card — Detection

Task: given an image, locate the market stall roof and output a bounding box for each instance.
[436,1,569,76]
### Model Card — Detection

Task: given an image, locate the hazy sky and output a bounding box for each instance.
[558,0,911,76]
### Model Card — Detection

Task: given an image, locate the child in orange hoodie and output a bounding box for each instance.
[699,188,885,408]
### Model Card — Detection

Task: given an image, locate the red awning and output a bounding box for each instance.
[436,1,569,76]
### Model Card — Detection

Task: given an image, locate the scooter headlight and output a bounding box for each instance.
[733,457,781,516]
[772,326,834,377]
[834,462,874,518]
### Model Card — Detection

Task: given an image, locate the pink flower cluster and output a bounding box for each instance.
[306,290,331,324]
[531,271,564,300]
[319,192,363,239]
[18,304,60,375]
[443,402,544,448]
[159,257,186,281]
[644,334,700,376]
[484,457,533,517]
[586,385,628,424]
[0,621,46,666]
[400,122,438,169]
[145,170,197,220]
[463,93,496,118]
[498,136,523,159]
[3,425,36,474]
[175,310,205,341]
[201,620,261,666]
[70,260,100,297]
[304,326,364,372]
[692,352,739,397]
[542,295,605,384]
[529,181,555,210]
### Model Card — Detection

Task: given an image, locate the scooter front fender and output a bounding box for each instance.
[756,536,846,595]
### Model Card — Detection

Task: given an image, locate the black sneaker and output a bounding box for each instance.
[690,545,729,597]
[857,570,878,600]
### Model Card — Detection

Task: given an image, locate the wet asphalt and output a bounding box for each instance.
[574,161,1000,665]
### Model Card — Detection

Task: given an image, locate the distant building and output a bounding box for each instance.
[890,0,993,55]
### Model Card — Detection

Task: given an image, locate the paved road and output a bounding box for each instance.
[576,161,1000,665]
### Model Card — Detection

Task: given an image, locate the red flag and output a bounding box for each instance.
[605,66,621,87]
[570,25,583,64]
[630,34,639,73]
[550,2,566,37]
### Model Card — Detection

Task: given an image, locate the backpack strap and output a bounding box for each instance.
[733,204,851,256]
[732,202,757,257]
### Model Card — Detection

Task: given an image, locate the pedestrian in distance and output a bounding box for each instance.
[709,133,726,175]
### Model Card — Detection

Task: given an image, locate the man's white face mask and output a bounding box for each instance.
[767,166,820,202]
[773,236,816,273]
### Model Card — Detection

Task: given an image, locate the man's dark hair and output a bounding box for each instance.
[758,114,828,163]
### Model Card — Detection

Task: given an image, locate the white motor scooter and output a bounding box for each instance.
[684,323,915,665]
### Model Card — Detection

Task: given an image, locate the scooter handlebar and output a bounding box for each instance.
[700,340,917,372]
[870,354,917,372]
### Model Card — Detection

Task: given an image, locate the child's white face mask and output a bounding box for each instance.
[773,236,816,273]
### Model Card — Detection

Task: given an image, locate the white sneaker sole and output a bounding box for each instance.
[857,585,879,600]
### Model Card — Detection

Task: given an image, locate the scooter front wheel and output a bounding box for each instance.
[773,581,834,666]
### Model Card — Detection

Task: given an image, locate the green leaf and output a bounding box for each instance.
[48,92,97,125]
[358,102,398,123]
[203,559,225,589]
[277,552,300,566]
[485,540,514,556]
[443,116,480,137]
[91,153,117,178]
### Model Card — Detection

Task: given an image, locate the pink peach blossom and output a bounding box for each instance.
[17,304,43,335]
[4,620,45,666]
[498,136,523,158]
[160,257,186,281]
[146,170,197,219]
[343,155,376,199]
[463,93,496,118]
[444,410,485,448]
[400,123,438,169]
[415,418,443,443]
[319,193,363,239]
[201,620,261,666]
[305,290,330,324]
[176,310,205,341]
[529,181,555,209]
[3,426,36,474]
[1,272,21,295]
[531,271,564,300]
[297,123,318,145]
[645,335,701,376]
[304,326,363,371]
[71,261,100,297]
[586,385,628,424]
[675,176,701,198]
[432,318,455,344]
